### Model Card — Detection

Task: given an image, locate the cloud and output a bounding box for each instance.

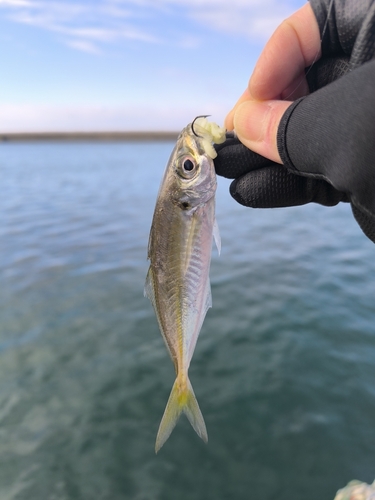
[0,0,33,5]
[0,0,161,53]
[119,0,295,40]
[65,39,102,55]
[194,6,292,41]
[0,0,298,55]
[156,0,294,41]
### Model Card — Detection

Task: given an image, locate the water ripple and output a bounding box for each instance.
[0,142,374,500]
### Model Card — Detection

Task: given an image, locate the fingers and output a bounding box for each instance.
[249,2,321,101]
[225,89,251,131]
[214,137,275,179]
[230,166,346,209]
[225,2,321,131]
[225,76,304,132]
[233,99,292,164]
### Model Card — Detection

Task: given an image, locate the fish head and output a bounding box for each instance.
[163,118,225,210]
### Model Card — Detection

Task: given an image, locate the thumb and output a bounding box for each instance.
[233,100,292,164]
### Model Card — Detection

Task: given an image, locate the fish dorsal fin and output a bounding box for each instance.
[213,218,221,256]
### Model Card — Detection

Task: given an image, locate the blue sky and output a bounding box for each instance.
[0,0,305,132]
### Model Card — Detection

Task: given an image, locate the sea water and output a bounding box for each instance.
[0,141,374,500]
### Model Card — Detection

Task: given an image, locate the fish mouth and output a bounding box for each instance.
[191,115,210,138]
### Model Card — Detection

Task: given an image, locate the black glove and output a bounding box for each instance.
[214,131,349,209]
[214,0,375,244]
[214,56,351,210]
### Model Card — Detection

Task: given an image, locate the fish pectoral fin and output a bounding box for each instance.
[213,218,221,256]
[155,377,208,453]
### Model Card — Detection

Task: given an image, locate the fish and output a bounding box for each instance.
[334,480,375,500]
[145,116,226,453]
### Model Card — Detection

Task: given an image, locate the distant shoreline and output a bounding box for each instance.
[0,131,179,142]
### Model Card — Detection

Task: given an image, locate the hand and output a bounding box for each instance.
[214,135,349,209]
[225,2,321,163]
[215,2,348,210]
[215,0,375,244]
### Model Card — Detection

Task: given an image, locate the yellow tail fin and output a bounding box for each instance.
[155,376,207,453]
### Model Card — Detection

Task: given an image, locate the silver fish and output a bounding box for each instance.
[145,117,224,453]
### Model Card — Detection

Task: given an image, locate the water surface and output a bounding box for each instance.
[0,142,374,500]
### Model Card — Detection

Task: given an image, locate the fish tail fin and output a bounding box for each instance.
[155,375,207,453]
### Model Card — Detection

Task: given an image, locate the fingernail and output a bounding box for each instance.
[234,100,271,143]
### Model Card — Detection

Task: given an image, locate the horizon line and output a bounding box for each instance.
[0,131,180,142]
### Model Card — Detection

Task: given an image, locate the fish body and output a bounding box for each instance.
[145,117,224,453]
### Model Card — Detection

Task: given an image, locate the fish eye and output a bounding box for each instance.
[183,159,194,171]
[177,156,198,179]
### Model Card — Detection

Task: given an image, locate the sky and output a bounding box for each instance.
[0,0,305,132]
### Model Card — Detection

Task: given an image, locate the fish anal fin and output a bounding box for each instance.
[144,266,155,304]
[205,278,212,312]
[187,276,211,361]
